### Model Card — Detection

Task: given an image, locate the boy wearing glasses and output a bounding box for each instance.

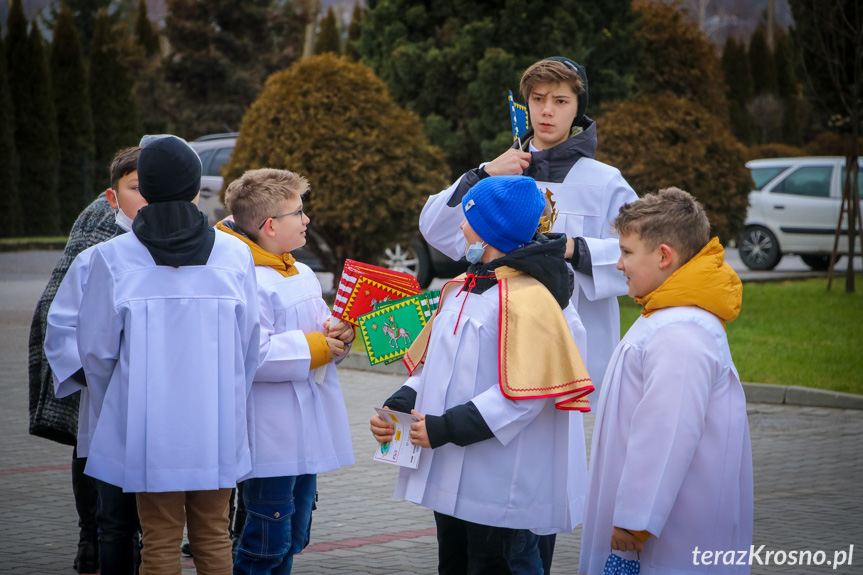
[218,168,355,575]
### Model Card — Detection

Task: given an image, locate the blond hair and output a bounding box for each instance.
[520,59,584,101]
[614,187,711,264]
[225,168,310,239]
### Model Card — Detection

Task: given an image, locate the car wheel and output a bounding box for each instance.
[382,242,421,277]
[800,254,837,271]
[739,226,782,270]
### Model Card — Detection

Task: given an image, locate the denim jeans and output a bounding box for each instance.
[233,475,316,575]
[95,479,141,575]
[509,531,555,575]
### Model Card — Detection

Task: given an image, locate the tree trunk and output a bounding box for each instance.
[845,131,859,292]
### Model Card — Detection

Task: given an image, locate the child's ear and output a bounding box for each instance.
[105,188,119,209]
[658,244,675,270]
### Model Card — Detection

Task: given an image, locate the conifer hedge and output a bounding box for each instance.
[223,54,449,283]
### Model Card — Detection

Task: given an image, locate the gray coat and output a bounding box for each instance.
[28,194,123,445]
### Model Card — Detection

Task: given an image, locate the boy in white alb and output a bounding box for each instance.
[371,175,593,575]
[218,169,355,575]
[76,136,261,575]
[45,146,146,574]
[579,188,753,575]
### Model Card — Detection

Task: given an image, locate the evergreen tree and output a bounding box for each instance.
[9,25,61,235]
[134,0,161,58]
[344,2,363,61]
[66,0,112,57]
[722,37,755,144]
[598,94,751,243]
[5,0,27,67]
[633,0,728,119]
[223,54,449,283]
[748,25,777,95]
[774,32,802,146]
[89,8,142,178]
[358,0,642,177]
[0,38,23,237]
[315,6,341,55]
[52,2,96,231]
[163,0,305,138]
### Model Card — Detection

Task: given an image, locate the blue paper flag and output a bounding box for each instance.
[509,90,530,144]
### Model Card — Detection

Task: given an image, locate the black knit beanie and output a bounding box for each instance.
[544,56,589,127]
[138,135,202,203]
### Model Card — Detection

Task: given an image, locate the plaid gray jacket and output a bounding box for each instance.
[28,194,124,445]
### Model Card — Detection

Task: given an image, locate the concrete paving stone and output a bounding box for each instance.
[3,254,863,574]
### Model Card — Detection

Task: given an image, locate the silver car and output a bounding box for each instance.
[189,133,236,225]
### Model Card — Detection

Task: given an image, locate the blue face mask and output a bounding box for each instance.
[465,241,487,264]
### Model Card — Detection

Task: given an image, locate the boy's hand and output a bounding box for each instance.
[610,527,645,553]
[483,148,532,177]
[409,410,431,448]
[325,318,356,344]
[370,407,395,443]
[326,337,346,359]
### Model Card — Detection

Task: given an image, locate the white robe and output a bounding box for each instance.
[77,231,261,493]
[45,246,99,457]
[393,282,588,533]
[580,307,753,575]
[418,158,637,392]
[243,263,354,480]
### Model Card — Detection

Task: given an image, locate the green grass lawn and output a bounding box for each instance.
[619,275,863,394]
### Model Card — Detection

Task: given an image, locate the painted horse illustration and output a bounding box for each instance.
[381,324,411,348]
[370,296,390,310]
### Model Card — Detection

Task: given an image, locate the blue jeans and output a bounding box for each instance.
[233,475,316,575]
[95,479,141,575]
[510,530,543,575]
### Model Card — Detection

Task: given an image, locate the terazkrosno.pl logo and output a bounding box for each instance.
[693,544,854,569]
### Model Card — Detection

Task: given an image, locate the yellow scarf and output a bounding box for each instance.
[635,237,742,327]
[216,220,298,277]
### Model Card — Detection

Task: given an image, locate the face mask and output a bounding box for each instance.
[465,241,487,264]
[115,208,134,232]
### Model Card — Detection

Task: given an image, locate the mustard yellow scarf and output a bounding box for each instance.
[216,220,298,277]
[635,237,742,327]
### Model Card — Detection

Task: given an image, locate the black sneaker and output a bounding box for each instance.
[181,541,193,557]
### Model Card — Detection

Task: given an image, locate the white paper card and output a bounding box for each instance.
[312,364,327,385]
[372,407,423,469]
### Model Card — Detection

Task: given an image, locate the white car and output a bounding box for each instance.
[740,157,863,270]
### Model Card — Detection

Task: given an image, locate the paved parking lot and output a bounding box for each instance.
[1,251,861,574]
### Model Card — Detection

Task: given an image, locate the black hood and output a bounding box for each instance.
[465,233,573,309]
[520,117,597,183]
[133,201,215,267]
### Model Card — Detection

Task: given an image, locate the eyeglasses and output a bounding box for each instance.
[258,207,304,230]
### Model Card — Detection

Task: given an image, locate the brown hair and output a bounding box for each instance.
[224,168,310,239]
[109,147,141,190]
[613,187,711,264]
[520,59,584,101]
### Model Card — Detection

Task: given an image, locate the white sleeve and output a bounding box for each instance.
[578,171,638,302]
[471,388,546,447]
[45,250,92,398]
[563,303,588,359]
[612,323,718,536]
[418,175,468,261]
[239,254,262,390]
[76,250,123,418]
[253,290,314,383]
